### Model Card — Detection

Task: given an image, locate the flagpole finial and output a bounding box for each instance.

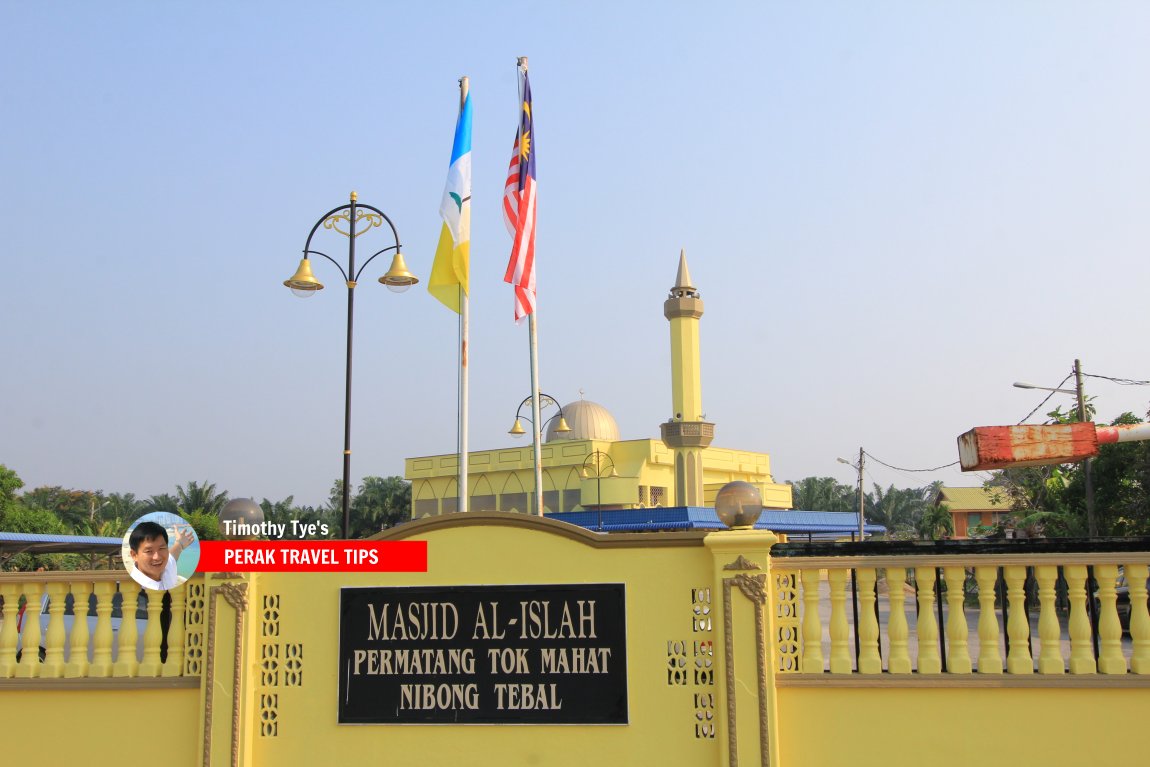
[518,56,529,71]
[350,191,358,202]
[459,76,469,105]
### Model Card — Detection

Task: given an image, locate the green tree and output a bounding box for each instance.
[104,492,145,522]
[260,497,337,539]
[176,480,229,517]
[0,503,71,570]
[183,510,221,541]
[786,477,856,513]
[0,464,24,514]
[1063,410,1150,536]
[864,483,929,539]
[984,464,1079,537]
[337,476,412,538]
[919,503,954,540]
[144,493,180,514]
[20,486,105,530]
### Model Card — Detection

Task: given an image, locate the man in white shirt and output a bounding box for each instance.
[128,521,195,590]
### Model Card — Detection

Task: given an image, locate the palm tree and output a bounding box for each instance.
[919,503,954,540]
[787,477,855,512]
[104,492,145,522]
[176,481,229,517]
[143,493,179,514]
[349,476,412,538]
[866,484,928,538]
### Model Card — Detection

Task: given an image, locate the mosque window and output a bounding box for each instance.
[542,490,560,513]
[651,487,667,507]
[500,492,529,514]
[638,486,648,505]
[561,489,580,512]
[413,499,438,519]
[441,497,458,514]
[471,494,497,512]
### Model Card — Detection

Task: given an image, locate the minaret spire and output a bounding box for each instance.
[672,249,698,297]
[660,249,714,507]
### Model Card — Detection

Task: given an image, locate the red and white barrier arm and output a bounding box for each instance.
[1096,422,1150,445]
[958,422,1150,471]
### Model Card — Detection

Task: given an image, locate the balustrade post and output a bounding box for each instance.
[800,569,824,673]
[0,582,20,677]
[1064,565,1096,674]
[41,581,68,678]
[15,581,43,678]
[89,580,116,677]
[1004,566,1033,674]
[65,581,93,678]
[914,567,941,674]
[1095,564,1126,674]
[856,568,881,674]
[1127,563,1150,675]
[139,589,166,676]
[886,567,912,674]
[943,567,971,674]
[165,587,188,677]
[828,569,852,674]
[1035,565,1064,674]
[974,566,1002,674]
[113,583,140,677]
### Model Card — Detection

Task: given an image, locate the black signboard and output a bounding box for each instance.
[338,583,627,724]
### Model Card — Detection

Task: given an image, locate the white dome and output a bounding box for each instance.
[546,400,620,442]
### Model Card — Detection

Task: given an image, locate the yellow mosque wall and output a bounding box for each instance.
[405,438,793,519]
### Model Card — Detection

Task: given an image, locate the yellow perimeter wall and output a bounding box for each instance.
[778,686,1150,767]
[3,688,200,764]
[3,514,1148,767]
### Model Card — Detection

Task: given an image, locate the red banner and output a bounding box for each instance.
[198,540,427,573]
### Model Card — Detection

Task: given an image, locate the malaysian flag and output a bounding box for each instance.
[503,72,537,320]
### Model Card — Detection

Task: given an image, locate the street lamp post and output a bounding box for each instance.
[508,393,571,516]
[283,191,417,538]
[581,450,617,532]
[1014,358,1097,536]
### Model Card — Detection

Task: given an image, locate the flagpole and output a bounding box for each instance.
[458,76,470,514]
[516,56,545,517]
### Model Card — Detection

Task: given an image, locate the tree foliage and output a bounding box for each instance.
[787,477,856,513]
[786,475,946,539]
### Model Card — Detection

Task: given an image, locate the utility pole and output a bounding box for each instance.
[837,449,868,540]
[856,447,866,541]
[1075,359,1098,537]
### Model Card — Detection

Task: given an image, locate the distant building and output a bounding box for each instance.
[405,252,794,519]
[934,486,1010,538]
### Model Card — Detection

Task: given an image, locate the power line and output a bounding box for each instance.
[1084,373,1150,386]
[1017,373,1074,424]
[862,451,959,473]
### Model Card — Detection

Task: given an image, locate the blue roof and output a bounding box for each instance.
[545,507,885,538]
[0,531,124,557]
[0,532,123,545]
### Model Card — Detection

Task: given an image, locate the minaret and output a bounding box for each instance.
[660,250,714,507]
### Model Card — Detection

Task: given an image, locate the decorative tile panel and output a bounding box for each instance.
[183,581,206,677]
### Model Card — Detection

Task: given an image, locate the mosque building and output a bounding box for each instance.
[404,252,794,519]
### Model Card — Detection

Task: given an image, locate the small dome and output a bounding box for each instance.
[219,498,264,540]
[546,400,620,442]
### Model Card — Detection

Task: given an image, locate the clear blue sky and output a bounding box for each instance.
[2,2,1148,508]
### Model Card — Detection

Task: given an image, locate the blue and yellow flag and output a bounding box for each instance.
[428,90,473,313]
